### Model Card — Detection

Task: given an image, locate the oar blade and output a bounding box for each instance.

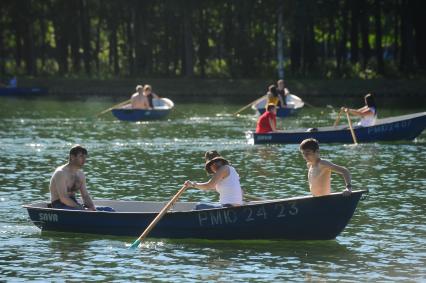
[129,239,141,249]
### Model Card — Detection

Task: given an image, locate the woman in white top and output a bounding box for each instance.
[342,93,378,127]
[183,155,243,207]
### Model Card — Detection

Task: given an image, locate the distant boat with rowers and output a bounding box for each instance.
[0,87,48,96]
[23,190,366,240]
[252,94,305,117]
[111,98,174,122]
[247,112,426,144]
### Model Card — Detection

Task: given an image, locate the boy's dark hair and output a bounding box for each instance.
[299,138,319,151]
[69,145,88,156]
[266,103,276,111]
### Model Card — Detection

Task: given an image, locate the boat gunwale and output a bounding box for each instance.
[22,189,367,214]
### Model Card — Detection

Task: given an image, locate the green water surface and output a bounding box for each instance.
[0,96,425,282]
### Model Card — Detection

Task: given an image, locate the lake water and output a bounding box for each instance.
[0,96,425,282]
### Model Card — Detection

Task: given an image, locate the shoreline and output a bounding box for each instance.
[14,77,426,107]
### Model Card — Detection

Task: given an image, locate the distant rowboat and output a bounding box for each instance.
[252,94,305,117]
[23,190,366,240]
[111,98,174,122]
[247,112,426,144]
[0,87,48,96]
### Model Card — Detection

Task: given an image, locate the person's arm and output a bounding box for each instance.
[343,106,373,117]
[54,172,83,208]
[320,160,352,195]
[184,166,230,191]
[269,116,276,132]
[130,94,137,108]
[79,173,96,211]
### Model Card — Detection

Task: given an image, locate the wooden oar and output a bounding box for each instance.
[233,94,267,116]
[97,99,131,117]
[334,109,342,127]
[345,111,358,145]
[129,185,187,249]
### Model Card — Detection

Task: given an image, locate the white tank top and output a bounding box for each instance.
[215,165,243,205]
[358,107,377,127]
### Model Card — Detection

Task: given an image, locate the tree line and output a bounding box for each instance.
[0,0,425,79]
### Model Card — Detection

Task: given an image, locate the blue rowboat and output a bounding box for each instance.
[248,112,426,144]
[23,190,366,240]
[0,87,48,96]
[253,94,304,118]
[111,98,174,122]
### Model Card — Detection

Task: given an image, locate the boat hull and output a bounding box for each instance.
[0,87,48,96]
[257,107,299,117]
[250,112,426,144]
[111,98,174,121]
[111,108,171,121]
[23,190,365,240]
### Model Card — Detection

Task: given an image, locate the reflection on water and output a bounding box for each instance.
[0,97,425,281]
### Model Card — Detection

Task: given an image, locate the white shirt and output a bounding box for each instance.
[358,107,377,127]
[215,165,243,205]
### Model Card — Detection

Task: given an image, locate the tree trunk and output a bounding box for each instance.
[182,1,194,77]
[80,0,91,75]
[413,0,426,69]
[399,0,414,71]
[360,0,370,68]
[374,0,384,74]
[277,1,285,79]
[350,0,360,63]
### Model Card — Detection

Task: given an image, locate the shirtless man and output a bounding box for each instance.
[131,85,150,109]
[299,138,352,197]
[49,145,96,210]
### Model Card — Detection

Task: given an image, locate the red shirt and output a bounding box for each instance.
[256,111,276,133]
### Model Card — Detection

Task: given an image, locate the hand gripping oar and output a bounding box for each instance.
[129,185,187,249]
[96,99,131,117]
[345,111,358,145]
[233,94,268,116]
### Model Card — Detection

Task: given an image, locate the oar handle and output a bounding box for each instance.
[130,185,187,248]
[345,111,358,145]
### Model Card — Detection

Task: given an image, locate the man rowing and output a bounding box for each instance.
[49,145,116,211]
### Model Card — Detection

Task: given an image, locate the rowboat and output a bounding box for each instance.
[252,94,304,117]
[111,98,174,121]
[248,112,426,144]
[23,190,366,240]
[0,87,48,96]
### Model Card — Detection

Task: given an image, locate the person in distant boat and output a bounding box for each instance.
[256,103,277,134]
[299,138,352,197]
[143,84,160,109]
[8,76,17,88]
[341,93,378,127]
[266,84,284,108]
[276,79,290,108]
[131,85,150,109]
[49,145,96,210]
[183,154,243,208]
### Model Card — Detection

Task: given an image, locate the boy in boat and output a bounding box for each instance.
[299,138,352,197]
[49,145,114,211]
[256,103,277,133]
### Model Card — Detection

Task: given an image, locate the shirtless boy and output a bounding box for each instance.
[49,145,96,210]
[299,138,352,196]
